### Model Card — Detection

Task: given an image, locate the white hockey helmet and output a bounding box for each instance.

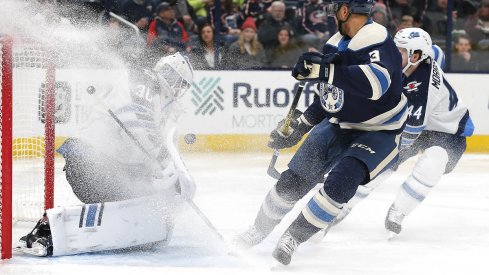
[154,52,194,98]
[394,28,432,72]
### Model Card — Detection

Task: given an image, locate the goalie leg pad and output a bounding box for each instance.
[46,194,181,256]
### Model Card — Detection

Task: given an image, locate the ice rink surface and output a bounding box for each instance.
[1,152,488,275]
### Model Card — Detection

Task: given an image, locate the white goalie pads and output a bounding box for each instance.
[47,194,183,256]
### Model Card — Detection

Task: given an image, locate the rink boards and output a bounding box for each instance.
[13,69,489,154]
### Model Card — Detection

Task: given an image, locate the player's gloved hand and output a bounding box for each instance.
[292,52,341,82]
[268,110,313,150]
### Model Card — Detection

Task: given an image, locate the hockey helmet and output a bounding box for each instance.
[154,52,194,98]
[326,0,374,17]
[394,28,432,71]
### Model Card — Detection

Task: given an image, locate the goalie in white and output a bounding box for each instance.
[313,28,475,240]
[15,52,196,257]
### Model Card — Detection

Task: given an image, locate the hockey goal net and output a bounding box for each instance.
[1,36,55,259]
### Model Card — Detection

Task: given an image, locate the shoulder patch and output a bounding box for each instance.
[348,22,388,51]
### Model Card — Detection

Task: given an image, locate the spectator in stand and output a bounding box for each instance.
[242,0,274,24]
[147,2,190,54]
[169,0,199,37]
[205,0,244,44]
[386,0,413,28]
[119,0,154,32]
[223,16,266,69]
[190,23,223,69]
[465,0,489,47]
[397,14,414,30]
[257,1,296,51]
[452,34,480,71]
[188,0,213,26]
[371,2,390,28]
[426,0,462,41]
[294,0,329,49]
[267,26,304,69]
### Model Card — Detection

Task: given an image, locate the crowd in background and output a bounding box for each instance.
[39,0,489,71]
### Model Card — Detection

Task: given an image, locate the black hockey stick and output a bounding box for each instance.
[86,86,225,242]
[267,81,306,179]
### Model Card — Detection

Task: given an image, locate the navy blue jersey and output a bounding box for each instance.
[303,22,407,132]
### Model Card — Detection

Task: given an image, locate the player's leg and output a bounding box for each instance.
[15,194,180,256]
[273,130,400,265]
[57,138,155,203]
[385,132,466,234]
[333,132,426,227]
[234,121,343,248]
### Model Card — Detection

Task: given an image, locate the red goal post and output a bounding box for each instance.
[0,36,55,260]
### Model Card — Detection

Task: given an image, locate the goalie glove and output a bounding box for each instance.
[292,52,341,82]
[268,109,314,150]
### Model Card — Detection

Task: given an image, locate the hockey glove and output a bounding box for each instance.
[268,110,313,150]
[292,52,341,82]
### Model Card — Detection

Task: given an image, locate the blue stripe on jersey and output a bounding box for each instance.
[401,182,425,202]
[432,45,446,69]
[383,103,407,125]
[401,138,414,146]
[306,198,336,223]
[85,204,98,227]
[114,104,151,116]
[463,117,475,136]
[404,124,425,133]
[368,64,390,96]
[443,78,459,111]
[338,37,351,51]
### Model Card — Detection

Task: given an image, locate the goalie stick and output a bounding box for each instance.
[267,81,306,179]
[86,86,225,242]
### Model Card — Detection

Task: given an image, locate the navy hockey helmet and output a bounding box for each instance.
[326,0,374,17]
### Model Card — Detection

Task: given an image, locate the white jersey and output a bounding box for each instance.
[79,68,182,166]
[401,59,473,147]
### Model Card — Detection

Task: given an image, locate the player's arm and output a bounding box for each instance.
[292,48,396,100]
[329,60,392,100]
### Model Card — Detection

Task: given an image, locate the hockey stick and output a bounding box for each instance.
[267,81,306,179]
[86,86,225,242]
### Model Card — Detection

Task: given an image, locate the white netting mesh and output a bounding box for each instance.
[11,43,49,222]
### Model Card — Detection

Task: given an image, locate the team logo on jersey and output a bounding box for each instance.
[191,77,225,115]
[369,50,380,62]
[403,81,421,93]
[319,82,344,113]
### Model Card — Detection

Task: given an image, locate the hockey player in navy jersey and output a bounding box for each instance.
[15,53,196,257]
[319,28,474,237]
[235,0,407,265]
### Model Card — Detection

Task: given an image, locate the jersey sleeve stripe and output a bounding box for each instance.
[404,124,425,133]
[358,63,391,100]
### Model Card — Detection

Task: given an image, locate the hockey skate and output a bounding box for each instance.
[14,214,53,256]
[385,204,405,235]
[233,225,268,249]
[272,230,299,266]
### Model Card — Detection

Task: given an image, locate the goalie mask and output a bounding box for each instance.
[154,53,194,98]
[394,28,432,73]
